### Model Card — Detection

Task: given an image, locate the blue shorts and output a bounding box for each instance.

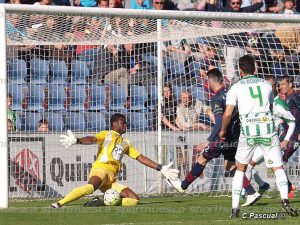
[202,139,237,162]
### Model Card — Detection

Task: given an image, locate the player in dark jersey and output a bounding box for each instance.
[166,68,261,205]
[279,76,300,161]
[279,76,300,196]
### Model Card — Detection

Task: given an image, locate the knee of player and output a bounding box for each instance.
[197,154,208,165]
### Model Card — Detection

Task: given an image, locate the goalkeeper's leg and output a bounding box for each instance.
[52,168,111,208]
[52,176,101,208]
[84,183,139,207]
[112,183,139,206]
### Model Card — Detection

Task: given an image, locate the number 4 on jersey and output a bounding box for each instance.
[249,86,263,106]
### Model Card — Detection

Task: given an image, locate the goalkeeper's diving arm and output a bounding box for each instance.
[136,155,179,180]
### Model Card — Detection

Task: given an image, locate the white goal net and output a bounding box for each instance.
[2,5,300,200]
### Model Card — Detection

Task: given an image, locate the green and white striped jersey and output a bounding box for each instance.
[273,96,295,141]
[226,75,274,137]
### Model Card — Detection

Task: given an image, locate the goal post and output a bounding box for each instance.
[0,4,8,209]
[2,4,300,206]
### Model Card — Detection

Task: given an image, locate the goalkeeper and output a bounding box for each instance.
[51,113,179,208]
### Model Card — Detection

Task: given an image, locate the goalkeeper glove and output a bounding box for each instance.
[160,162,180,181]
[60,130,77,149]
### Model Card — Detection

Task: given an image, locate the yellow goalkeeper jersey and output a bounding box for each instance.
[92,130,141,175]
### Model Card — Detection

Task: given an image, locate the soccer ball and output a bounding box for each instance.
[103,189,121,206]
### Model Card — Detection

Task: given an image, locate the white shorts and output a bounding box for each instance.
[235,133,283,168]
[251,148,264,165]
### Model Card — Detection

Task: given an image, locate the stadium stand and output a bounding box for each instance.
[49,60,68,85]
[30,58,49,85]
[69,84,87,111]
[109,84,127,112]
[130,85,147,111]
[87,112,107,131]
[71,60,90,85]
[9,58,27,85]
[89,85,107,111]
[8,83,24,111]
[48,83,67,111]
[27,84,45,112]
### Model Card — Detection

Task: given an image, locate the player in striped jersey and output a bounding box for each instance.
[243,76,296,205]
[220,55,297,217]
[51,113,179,208]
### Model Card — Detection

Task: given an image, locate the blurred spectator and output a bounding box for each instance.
[159,83,180,131]
[131,0,152,9]
[281,0,298,14]
[164,0,177,9]
[151,0,177,10]
[268,0,284,13]
[10,0,38,3]
[177,0,199,10]
[152,0,164,9]
[8,119,13,133]
[8,94,16,132]
[119,43,151,86]
[207,0,263,12]
[75,0,97,7]
[33,0,52,5]
[175,90,213,131]
[38,119,49,132]
[24,16,74,79]
[275,27,300,51]
[201,29,249,83]
[177,0,207,10]
[163,38,192,82]
[98,0,109,6]
[164,39,191,62]
[65,20,98,61]
[97,0,123,36]
[53,0,71,5]
[6,14,29,43]
[109,0,124,7]
[241,0,266,12]
[92,45,130,96]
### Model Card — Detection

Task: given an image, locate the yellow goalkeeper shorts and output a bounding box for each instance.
[88,167,127,193]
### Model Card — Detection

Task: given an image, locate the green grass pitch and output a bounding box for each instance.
[0,193,299,225]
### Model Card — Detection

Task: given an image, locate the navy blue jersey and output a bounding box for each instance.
[207,87,240,142]
[285,91,300,138]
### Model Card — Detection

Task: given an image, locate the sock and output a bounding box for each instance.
[121,198,139,206]
[274,169,288,200]
[181,163,205,190]
[245,164,253,181]
[231,168,255,195]
[283,161,288,173]
[243,176,256,195]
[58,184,94,206]
[287,179,292,192]
[283,161,292,191]
[252,169,265,187]
[232,170,244,209]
